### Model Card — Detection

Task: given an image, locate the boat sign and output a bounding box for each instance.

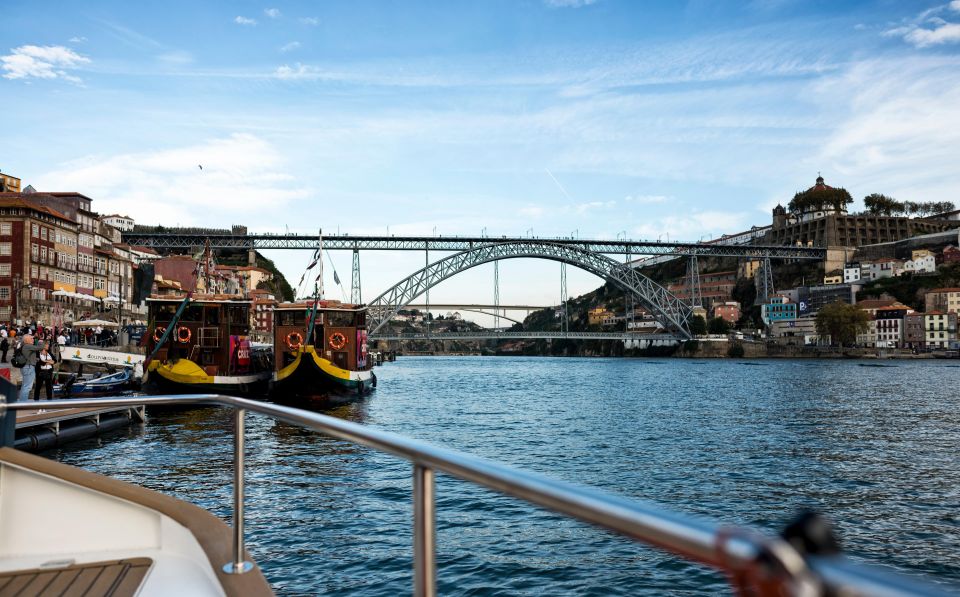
[62,346,145,368]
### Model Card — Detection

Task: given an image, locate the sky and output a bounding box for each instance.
[3,0,960,318]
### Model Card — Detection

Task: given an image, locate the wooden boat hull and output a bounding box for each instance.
[145,359,271,397]
[271,346,376,404]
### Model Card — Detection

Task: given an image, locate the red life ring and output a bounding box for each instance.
[177,326,192,343]
[286,331,304,350]
[153,326,166,343]
[329,332,347,350]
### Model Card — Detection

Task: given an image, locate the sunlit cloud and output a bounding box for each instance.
[1,45,89,82]
[235,16,257,26]
[264,8,281,19]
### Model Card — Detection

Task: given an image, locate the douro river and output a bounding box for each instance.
[53,357,960,595]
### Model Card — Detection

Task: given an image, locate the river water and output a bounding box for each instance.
[51,357,960,595]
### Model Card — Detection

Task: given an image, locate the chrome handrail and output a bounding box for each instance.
[0,395,952,596]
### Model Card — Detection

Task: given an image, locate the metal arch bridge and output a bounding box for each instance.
[369,331,680,342]
[365,240,696,339]
[122,232,826,259]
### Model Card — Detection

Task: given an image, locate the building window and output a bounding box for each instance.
[40,227,47,241]
[32,224,38,237]
[31,265,38,280]
[0,287,9,300]
[31,244,38,260]
[0,243,10,257]
[0,223,10,236]
[0,264,9,277]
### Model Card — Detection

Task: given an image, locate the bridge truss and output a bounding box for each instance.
[123,232,825,259]
[365,240,695,339]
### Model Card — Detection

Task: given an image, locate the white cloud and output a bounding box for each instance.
[68,36,87,44]
[884,2,960,48]
[633,211,751,241]
[1,45,89,82]
[157,50,193,65]
[812,55,960,204]
[624,194,669,204]
[518,206,545,218]
[299,16,320,26]
[280,41,301,53]
[264,8,281,19]
[544,0,597,7]
[34,134,309,226]
[235,16,257,26]
[904,22,960,47]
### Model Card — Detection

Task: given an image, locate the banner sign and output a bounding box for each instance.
[62,346,145,368]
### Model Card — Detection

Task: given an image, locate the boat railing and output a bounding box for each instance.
[0,393,952,597]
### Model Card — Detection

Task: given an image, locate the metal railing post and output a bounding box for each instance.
[223,407,253,574]
[413,464,436,597]
[0,377,15,448]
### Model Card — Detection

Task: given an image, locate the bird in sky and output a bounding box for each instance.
[198,164,203,170]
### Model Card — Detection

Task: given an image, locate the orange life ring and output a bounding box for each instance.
[329,332,347,350]
[177,326,192,343]
[286,331,304,351]
[153,326,166,343]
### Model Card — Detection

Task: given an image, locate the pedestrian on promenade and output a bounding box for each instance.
[34,344,55,404]
[0,334,8,363]
[14,334,42,403]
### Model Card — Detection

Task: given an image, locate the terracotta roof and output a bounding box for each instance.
[856,299,900,309]
[0,195,74,222]
[928,287,960,293]
[129,245,160,255]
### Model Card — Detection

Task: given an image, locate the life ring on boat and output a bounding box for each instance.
[153,326,166,342]
[286,331,303,351]
[176,326,192,344]
[329,332,347,350]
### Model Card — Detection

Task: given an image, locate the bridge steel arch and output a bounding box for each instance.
[366,240,693,339]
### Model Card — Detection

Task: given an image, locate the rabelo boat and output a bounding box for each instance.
[271,300,376,403]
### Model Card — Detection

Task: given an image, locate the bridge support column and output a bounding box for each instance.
[686,255,702,309]
[560,262,568,334]
[494,261,500,331]
[247,248,257,266]
[756,254,774,304]
[351,249,362,305]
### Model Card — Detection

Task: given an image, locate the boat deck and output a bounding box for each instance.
[0,557,151,597]
[15,405,145,430]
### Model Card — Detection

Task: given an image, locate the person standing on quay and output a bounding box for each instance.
[16,334,41,403]
[0,333,8,363]
[34,344,55,404]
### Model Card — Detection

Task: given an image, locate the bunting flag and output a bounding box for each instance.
[333,270,341,285]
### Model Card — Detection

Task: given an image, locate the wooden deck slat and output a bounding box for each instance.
[0,559,152,597]
[35,568,81,597]
[82,563,124,596]
[1,572,36,595]
[62,567,101,596]
[19,570,59,595]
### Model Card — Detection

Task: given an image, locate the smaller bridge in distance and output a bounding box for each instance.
[369,331,679,342]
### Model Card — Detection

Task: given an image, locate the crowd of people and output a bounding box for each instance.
[1,321,120,409]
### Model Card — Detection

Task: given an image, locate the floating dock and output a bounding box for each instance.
[13,403,145,452]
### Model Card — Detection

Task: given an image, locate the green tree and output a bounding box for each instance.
[863,193,902,216]
[815,301,869,346]
[708,317,730,334]
[788,186,854,214]
[689,315,707,335]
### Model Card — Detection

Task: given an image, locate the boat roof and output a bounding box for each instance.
[147,293,252,304]
[275,300,365,312]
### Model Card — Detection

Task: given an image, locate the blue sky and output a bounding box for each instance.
[3,0,960,312]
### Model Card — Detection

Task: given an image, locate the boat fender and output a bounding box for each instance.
[176,326,192,344]
[286,332,304,351]
[153,326,166,343]
[329,332,347,350]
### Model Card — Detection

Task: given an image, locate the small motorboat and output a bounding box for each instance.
[55,368,135,399]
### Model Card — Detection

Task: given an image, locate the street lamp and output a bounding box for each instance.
[526,228,534,238]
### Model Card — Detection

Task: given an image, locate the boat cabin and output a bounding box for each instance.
[147,295,270,377]
[274,301,370,372]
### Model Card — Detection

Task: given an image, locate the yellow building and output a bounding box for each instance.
[0,172,21,193]
[588,307,612,325]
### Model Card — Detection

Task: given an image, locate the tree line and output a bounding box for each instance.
[862,194,955,217]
